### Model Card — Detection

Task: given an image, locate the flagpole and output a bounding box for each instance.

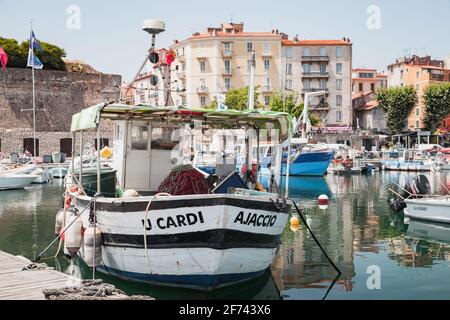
[31,22,37,157]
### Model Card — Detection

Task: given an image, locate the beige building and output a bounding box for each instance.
[170,23,284,108]
[282,38,353,127]
[133,22,353,128]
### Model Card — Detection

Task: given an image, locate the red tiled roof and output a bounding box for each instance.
[358,100,379,111]
[353,68,377,72]
[282,39,352,46]
[191,32,280,39]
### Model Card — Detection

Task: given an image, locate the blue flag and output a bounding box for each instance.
[27,30,44,69]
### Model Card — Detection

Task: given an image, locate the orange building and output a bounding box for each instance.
[387,56,450,131]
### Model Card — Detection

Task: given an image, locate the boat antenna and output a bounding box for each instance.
[124,20,166,99]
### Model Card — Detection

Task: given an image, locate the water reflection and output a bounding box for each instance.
[1,172,450,299]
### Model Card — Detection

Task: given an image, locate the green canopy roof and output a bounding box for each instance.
[70,103,294,139]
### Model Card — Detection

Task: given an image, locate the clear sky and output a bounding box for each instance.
[1,0,449,81]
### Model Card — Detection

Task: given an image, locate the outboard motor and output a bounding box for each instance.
[389,175,431,212]
[404,175,431,197]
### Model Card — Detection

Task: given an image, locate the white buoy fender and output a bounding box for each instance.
[83,224,102,267]
[318,194,329,210]
[64,208,83,256]
[54,209,65,235]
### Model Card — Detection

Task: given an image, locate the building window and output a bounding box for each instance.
[336,111,343,122]
[182,63,186,71]
[303,63,311,73]
[416,84,419,91]
[320,64,327,74]
[359,83,363,92]
[303,47,310,56]
[200,60,206,72]
[264,95,270,106]
[263,42,271,55]
[416,120,420,129]
[336,79,342,90]
[286,63,292,75]
[416,71,420,79]
[285,47,293,58]
[247,59,252,72]
[264,59,270,70]
[224,60,231,73]
[336,95,343,106]
[286,79,292,90]
[247,42,253,53]
[200,96,206,107]
[224,77,231,91]
[336,47,343,58]
[320,47,326,56]
[336,63,343,74]
[320,79,327,90]
[303,79,311,89]
[200,42,206,48]
[371,83,375,92]
[416,107,420,116]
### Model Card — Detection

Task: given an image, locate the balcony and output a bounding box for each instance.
[302,88,329,93]
[302,56,330,62]
[302,72,329,78]
[430,74,445,81]
[262,51,273,58]
[221,49,233,58]
[222,68,233,76]
[196,86,209,94]
[177,54,186,62]
[220,86,231,93]
[261,86,273,93]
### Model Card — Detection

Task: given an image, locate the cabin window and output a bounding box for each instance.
[131,125,149,150]
[151,127,179,151]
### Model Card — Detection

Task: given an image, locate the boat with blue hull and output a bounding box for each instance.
[282,151,334,176]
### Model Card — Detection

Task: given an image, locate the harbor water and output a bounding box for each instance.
[1,172,450,300]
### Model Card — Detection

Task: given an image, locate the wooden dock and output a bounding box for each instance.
[0,251,73,300]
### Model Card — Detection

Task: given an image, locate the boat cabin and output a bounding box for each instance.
[70,103,293,198]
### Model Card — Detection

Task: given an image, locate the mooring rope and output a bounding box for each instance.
[143,193,172,273]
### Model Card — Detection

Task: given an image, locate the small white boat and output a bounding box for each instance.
[404,197,450,224]
[0,173,39,190]
[49,167,68,179]
[31,168,51,184]
[0,163,37,175]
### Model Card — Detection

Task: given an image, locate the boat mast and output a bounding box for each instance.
[247,50,256,110]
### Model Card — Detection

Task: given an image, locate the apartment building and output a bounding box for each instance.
[352,69,387,131]
[281,38,353,128]
[169,23,283,108]
[387,55,450,131]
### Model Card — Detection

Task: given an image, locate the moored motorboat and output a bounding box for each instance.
[404,197,450,224]
[0,173,39,190]
[31,168,51,184]
[49,167,68,179]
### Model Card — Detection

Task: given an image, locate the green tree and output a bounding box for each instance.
[269,91,319,126]
[209,86,263,110]
[376,86,418,133]
[0,37,66,71]
[423,83,450,132]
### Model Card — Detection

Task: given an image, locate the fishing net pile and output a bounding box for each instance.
[157,165,208,196]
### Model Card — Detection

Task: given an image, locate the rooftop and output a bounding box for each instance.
[282,38,352,46]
